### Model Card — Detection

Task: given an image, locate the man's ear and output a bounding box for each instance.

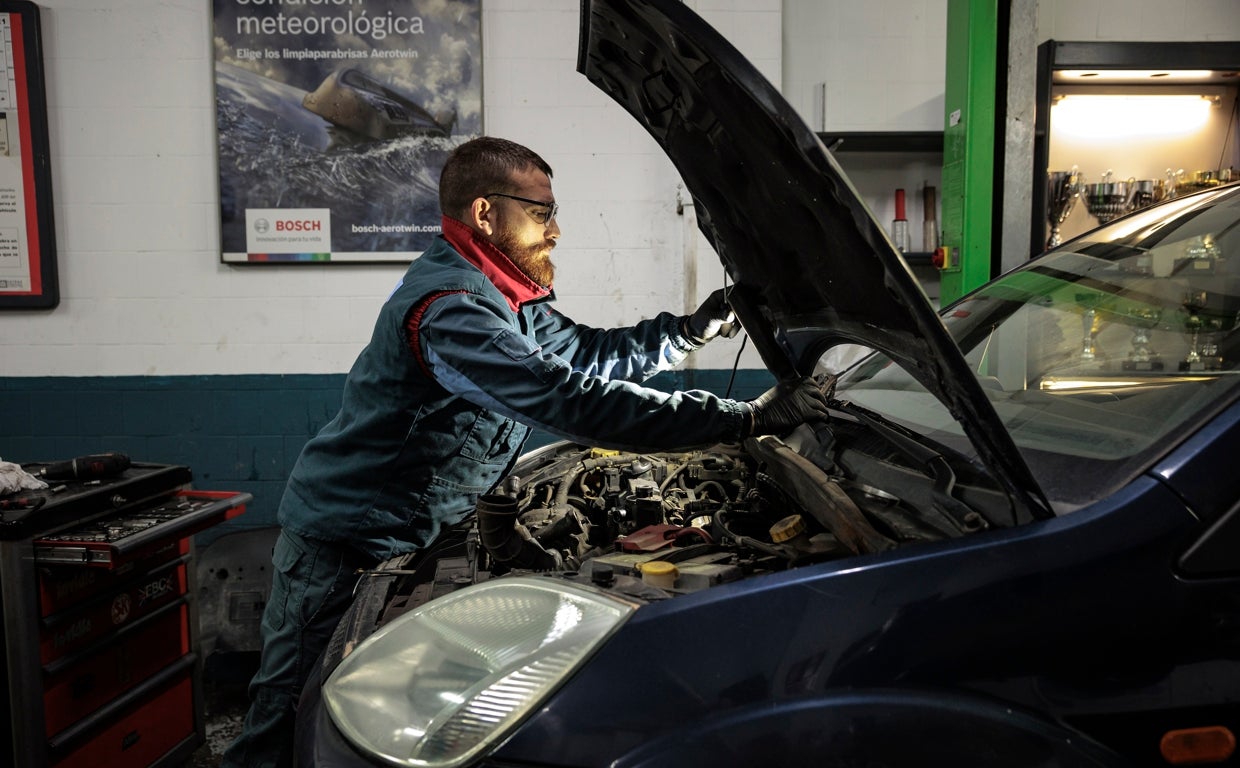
[469,197,494,236]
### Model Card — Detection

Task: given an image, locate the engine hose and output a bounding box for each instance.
[714,508,793,561]
[695,479,729,501]
[475,493,559,571]
[554,465,587,507]
[658,460,690,494]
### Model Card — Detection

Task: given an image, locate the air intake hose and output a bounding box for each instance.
[476,493,559,571]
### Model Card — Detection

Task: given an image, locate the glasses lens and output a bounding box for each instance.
[487,193,556,225]
[527,201,556,225]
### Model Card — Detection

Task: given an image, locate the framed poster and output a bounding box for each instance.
[0,1,55,309]
[212,1,482,264]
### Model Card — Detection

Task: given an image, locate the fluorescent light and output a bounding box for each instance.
[1051,94,1217,138]
[1058,69,1216,81]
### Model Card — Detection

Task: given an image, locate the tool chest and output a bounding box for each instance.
[0,461,249,768]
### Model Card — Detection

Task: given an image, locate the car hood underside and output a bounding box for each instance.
[575,0,1050,519]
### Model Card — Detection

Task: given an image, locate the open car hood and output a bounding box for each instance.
[577,0,1051,519]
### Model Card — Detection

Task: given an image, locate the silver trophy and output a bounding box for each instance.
[1046,167,1081,248]
[1083,171,1138,225]
[1165,168,1182,200]
[1122,307,1163,371]
[1128,178,1168,212]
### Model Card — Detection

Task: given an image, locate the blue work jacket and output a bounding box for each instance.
[279,218,748,560]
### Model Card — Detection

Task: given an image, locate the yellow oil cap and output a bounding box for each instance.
[769,514,806,543]
[639,560,679,589]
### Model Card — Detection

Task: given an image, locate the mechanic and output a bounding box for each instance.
[222,136,830,768]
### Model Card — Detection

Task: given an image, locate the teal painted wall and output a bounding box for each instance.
[1,370,773,545]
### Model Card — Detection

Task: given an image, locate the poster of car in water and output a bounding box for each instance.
[212,0,481,263]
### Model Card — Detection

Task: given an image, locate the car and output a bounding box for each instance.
[294,0,1240,765]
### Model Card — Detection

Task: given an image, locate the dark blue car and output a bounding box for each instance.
[295,0,1240,765]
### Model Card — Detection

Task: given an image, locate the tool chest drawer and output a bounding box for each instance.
[48,660,197,768]
[33,490,249,568]
[37,541,188,617]
[42,601,189,737]
[0,460,249,768]
[39,559,188,664]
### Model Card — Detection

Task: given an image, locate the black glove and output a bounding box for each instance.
[684,288,739,344]
[746,378,830,437]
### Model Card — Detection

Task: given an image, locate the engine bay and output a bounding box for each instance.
[376,417,1009,620]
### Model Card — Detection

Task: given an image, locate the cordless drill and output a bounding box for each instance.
[32,452,131,482]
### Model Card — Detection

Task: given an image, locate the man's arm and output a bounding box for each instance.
[415,292,747,452]
[528,304,701,384]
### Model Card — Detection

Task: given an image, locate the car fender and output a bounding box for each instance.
[609,687,1126,768]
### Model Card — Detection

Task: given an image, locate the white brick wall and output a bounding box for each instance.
[3,0,1236,377]
[3,0,779,376]
[783,0,949,134]
[1038,0,1240,42]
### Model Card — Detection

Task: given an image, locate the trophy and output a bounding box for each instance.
[1046,167,1081,248]
[1128,179,1167,212]
[1080,307,1100,360]
[1179,170,1222,195]
[1073,292,1105,362]
[1165,168,1182,200]
[1083,171,1137,225]
[1122,307,1163,371]
[1180,290,1208,371]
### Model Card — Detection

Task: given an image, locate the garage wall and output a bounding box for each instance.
[0,0,780,533]
[3,0,780,380]
[1037,0,1240,42]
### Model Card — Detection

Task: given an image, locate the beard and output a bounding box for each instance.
[495,230,556,287]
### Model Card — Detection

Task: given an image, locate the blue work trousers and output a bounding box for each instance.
[221,530,372,768]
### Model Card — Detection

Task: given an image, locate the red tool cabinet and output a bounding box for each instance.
[0,462,249,768]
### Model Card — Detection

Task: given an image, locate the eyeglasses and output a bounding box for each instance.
[484,192,558,225]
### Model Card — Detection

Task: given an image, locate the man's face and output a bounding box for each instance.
[485,167,560,287]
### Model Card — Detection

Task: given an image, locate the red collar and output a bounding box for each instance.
[441,216,551,312]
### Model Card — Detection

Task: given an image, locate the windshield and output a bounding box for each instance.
[829,185,1240,511]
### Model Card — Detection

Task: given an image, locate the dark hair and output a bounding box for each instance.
[439,136,553,219]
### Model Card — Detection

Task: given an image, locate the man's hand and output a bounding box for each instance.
[746,378,830,437]
[685,288,739,344]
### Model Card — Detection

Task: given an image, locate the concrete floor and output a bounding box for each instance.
[183,654,254,768]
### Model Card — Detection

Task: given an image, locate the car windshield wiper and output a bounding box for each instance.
[829,398,997,532]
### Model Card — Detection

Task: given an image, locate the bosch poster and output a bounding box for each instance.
[212,0,482,264]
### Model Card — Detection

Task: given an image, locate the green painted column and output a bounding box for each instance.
[939,0,998,303]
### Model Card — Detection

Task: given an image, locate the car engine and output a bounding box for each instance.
[441,417,991,600]
[369,418,999,622]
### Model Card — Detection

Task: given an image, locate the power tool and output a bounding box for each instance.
[32,452,131,482]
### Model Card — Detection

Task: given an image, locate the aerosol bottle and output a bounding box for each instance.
[891,188,910,253]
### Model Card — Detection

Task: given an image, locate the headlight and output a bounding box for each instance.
[323,575,635,767]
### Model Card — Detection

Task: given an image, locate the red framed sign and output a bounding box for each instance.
[0,0,54,309]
